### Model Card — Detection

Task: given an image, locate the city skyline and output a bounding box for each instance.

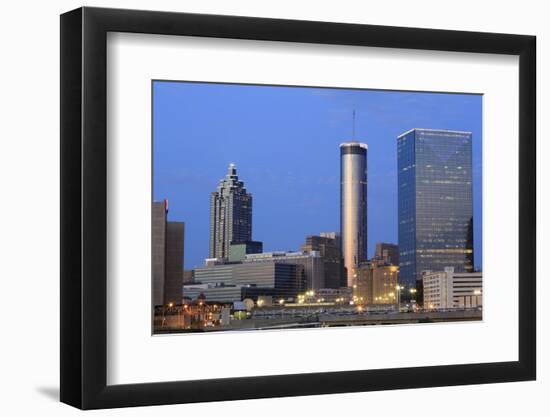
[153,81,482,270]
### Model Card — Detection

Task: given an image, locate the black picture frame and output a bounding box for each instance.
[60,6,536,410]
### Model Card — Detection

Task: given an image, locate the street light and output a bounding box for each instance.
[409,288,418,307]
[395,285,404,310]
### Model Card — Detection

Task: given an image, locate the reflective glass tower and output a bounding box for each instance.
[397,128,474,291]
[209,163,253,260]
[340,141,368,287]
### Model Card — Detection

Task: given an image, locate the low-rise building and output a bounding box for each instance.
[182,284,279,304]
[313,287,352,304]
[422,267,482,310]
[188,261,305,303]
[183,285,251,303]
[194,264,235,286]
[244,251,324,290]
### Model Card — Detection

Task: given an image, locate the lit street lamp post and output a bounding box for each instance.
[396,285,404,311]
[409,288,418,310]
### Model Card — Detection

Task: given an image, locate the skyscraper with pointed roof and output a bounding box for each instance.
[209,163,253,260]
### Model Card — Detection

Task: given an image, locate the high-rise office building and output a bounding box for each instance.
[152,200,185,307]
[374,242,399,266]
[165,221,185,305]
[340,141,368,287]
[301,233,344,288]
[209,163,253,259]
[152,201,167,307]
[397,128,474,291]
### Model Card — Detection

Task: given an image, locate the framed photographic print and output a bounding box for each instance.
[60,6,536,410]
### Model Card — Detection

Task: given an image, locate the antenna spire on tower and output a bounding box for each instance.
[352,110,356,139]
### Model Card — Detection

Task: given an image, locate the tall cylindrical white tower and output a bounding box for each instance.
[340,141,368,287]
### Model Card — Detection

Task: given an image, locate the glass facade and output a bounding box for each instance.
[397,129,474,290]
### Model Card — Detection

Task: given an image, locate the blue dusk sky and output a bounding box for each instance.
[153,81,482,270]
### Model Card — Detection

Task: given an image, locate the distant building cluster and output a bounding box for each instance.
[153,127,482,316]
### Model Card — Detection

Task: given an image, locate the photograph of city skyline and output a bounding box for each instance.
[152,80,483,334]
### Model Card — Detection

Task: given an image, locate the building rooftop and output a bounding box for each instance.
[397,128,472,139]
[339,141,368,149]
[244,251,320,261]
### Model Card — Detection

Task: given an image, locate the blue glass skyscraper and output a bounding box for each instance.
[397,128,474,292]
